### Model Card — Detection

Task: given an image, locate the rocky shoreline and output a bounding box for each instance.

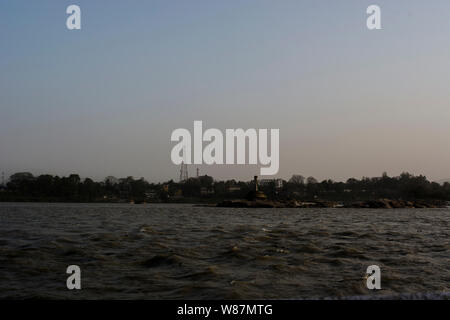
[216,198,447,209]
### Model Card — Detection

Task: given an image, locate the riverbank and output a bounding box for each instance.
[216,198,448,209]
[1,196,448,208]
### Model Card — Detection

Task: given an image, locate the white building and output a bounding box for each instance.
[259,179,284,189]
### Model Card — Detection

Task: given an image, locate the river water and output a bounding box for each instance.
[0,203,448,299]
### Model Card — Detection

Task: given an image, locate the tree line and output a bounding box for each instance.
[1,171,449,203]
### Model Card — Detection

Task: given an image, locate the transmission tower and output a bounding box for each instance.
[179,145,189,182]
[180,162,188,182]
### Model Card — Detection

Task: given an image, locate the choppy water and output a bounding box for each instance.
[0,203,449,299]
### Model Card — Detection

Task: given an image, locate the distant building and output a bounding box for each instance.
[172,189,183,199]
[144,191,158,199]
[200,187,214,195]
[259,179,284,189]
[227,185,241,193]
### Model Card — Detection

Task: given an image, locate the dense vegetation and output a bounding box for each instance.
[1,171,449,203]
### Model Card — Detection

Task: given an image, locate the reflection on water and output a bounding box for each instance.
[0,203,449,299]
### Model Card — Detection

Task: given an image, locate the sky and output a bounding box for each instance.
[1,0,450,183]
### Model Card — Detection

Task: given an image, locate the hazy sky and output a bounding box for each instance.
[1,0,450,182]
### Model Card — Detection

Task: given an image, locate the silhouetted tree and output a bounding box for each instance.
[289,175,305,185]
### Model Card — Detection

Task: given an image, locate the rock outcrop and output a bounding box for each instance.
[216,198,445,209]
[344,199,443,209]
